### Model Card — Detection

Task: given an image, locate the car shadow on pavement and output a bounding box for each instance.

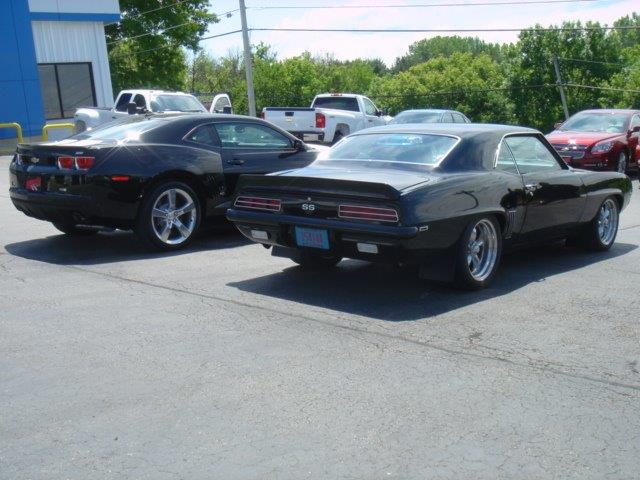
[228,242,637,321]
[4,223,251,266]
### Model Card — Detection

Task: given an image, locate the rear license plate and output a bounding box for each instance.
[295,227,329,250]
[25,176,42,192]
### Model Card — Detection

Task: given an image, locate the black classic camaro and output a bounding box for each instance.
[226,124,632,289]
[9,114,320,249]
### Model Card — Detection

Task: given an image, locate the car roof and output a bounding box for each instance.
[396,109,449,114]
[355,123,539,137]
[577,109,640,115]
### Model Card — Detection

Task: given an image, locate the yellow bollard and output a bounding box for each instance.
[0,122,24,143]
[42,122,75,141]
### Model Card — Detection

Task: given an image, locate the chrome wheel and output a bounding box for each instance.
[151,188,197,245]
[597,198,618,246]
[617,152,627,174]
[466,218,499,281]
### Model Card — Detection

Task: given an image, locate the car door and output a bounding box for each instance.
[363,97,385,127]
[504,134,585,238]
[212,121,317,194]
[628,114,640,168]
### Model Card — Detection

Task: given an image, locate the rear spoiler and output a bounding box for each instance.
[236,174,401,201]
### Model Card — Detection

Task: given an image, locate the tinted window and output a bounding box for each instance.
[214,123,291,149]
[559,112,628,134]
[133,94,146,108]
[389,111,442,124]
[213,96,231,113]
[312,97,359,112]
[442,113,455,123]
[115,93,132,112]
[38,62,96,119]
[453,113,467,123]
[363,98,377,115]
[150,95,206,113]
[72,118,168,142]
[495,142,519,174]
[505,136,561,174]
[185,124,219,147]
[324,133,458,166]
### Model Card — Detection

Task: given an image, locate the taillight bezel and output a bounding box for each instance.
[338,204,399,223]
[234,195,282,212]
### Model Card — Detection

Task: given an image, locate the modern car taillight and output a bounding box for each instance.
[338,204,399,223]
[75,156,95,169]
[315,112,326,129]
[235,196,282,212]
[57,156,74,169]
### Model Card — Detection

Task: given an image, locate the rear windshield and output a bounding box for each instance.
[324,133,458,166]
[389,111,442,124]
[73,117,168,142]
[150,95,206,113]
[312,96,359,112]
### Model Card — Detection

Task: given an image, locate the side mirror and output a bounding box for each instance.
[554,122,563,130]
[127,102,138,115]
[292,139,304,150]
[628,125,640,136]
[375,109,383,117]
[222,106,232,114]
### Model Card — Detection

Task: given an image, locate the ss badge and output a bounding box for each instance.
[301,203,316,213]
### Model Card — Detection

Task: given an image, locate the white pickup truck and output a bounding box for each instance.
[74,90,232,132]
[262,93,389,144]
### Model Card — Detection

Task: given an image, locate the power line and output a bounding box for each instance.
[131,30,243,55]
[371,83,556,98]
[250,25,640,34]
[249,0,599,10]
[563,83,640,94]
[557,57,627,67]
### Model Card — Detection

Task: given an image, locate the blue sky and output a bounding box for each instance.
[199,0,637,65]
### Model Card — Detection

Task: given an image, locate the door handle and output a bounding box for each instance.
[227,158,244,165]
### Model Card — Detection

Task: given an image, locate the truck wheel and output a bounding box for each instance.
[291,250,342,269]
[453,216,502,290]
[52,223,99,236]
[136,181,200,251]
[331,132,344,145]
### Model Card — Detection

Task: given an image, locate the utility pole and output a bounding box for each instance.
[239,0,256,116]
[552,55,569,121]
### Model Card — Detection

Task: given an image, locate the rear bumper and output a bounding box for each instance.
[10,188,97,224]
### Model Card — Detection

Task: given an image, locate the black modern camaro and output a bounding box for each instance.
[9,114,320,249]
[226,124,632,289]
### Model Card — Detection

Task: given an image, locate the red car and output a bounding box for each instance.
[546,109,640,174]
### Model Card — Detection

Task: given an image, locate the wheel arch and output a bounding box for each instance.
[140,170,209,218]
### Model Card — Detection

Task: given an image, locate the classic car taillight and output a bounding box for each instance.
[338,204,399,223]
[315,112,326,129]
[235,196,282,212]
[75,156,95,169]
[57,156,74,169]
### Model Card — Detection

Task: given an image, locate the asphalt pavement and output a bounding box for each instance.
[1,155,639,479]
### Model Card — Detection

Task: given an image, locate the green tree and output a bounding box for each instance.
[603,45,640,107]
[393,36,502,72]
[369,52,513,122]
[106,0,216,94]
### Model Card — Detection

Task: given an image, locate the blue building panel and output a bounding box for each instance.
[0,0,45,139]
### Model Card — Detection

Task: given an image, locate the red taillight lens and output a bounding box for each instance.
[338,204,399,223]
[57,156,74,169]
[75,156,94,169]
[315,112,326,129]
[235,196,282,212]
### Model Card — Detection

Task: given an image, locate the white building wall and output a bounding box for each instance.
[31,20,114,108]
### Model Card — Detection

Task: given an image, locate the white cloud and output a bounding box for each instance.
[201,0,638,65]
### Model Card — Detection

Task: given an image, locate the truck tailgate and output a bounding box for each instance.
[263,108,319,134]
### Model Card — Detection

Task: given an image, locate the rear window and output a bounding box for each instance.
[150,95,206,113]
[73,117,168,142]
[390,111,442,124]
[324,133,459,166]
[312,96,359,112]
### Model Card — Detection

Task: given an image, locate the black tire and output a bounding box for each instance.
[331,131,345,145]
[135,181,201,251]
[290,249,342,269]
[578,196,619,252]
[52,223,99,236]
[616,151,628,175]
[453,216,502,290]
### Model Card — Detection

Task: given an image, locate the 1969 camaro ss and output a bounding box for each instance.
[226,124,632,289]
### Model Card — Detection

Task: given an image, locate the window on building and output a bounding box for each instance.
[37,62,96,119]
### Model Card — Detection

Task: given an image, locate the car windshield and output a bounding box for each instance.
[559,112,628,133]
[73,118,167,142]
[389,111,442,124]
[150,95,206,113]
[323,133,458,165]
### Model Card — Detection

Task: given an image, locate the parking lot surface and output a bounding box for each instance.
[1,155,639,479]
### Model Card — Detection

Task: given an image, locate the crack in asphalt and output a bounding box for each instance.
[45,261,640,395]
